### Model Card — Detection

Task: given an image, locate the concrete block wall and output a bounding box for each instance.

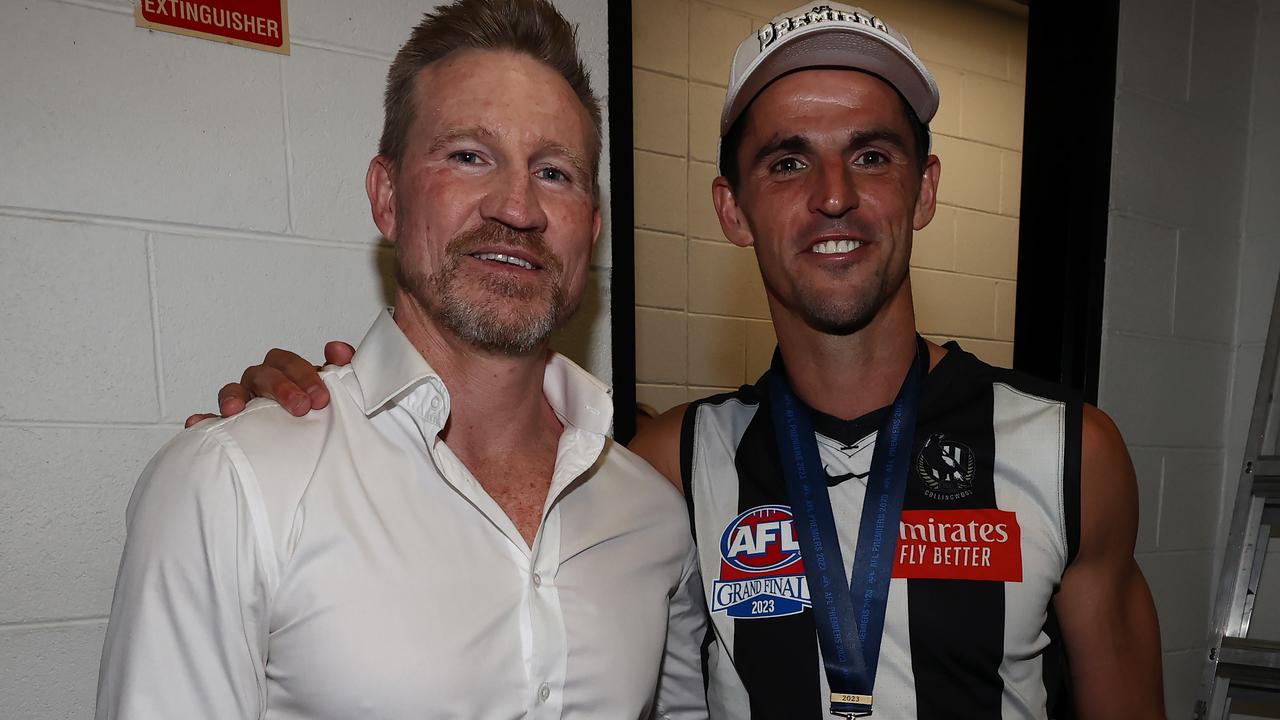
[632,0,1028,413]
[1102,0,1269,715]
[1223,4,1280,718]
[0,1,610,717]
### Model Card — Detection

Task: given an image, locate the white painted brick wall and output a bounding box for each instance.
[1104,0,1277,716]
[0,2,612,717]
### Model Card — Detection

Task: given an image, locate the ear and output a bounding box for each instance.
[712,176,755,248]
[590,205,602,249]
[912,154,942,231]
[367,155,397,242]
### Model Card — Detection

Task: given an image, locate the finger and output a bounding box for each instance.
[266,347,330,410]
[288,356,331,409]
[243,364,310,417]
[217,382,251,417]
[324,341,355,366]
[185,413,218,429]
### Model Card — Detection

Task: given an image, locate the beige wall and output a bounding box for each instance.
[633,0,1028,412]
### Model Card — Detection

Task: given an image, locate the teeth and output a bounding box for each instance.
[473,252,534,270]
[812,239,863,254]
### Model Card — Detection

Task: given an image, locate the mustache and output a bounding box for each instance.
[446,222,563,274]
[800,217,873,241]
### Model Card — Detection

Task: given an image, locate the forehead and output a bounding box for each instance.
[410,48,592,153]
[741,68,910,138]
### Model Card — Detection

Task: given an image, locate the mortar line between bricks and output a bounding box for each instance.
[145,232,168,420]
[280,56,297,234]
[1126,443,1228,453]
[0,616,109,631]
[1134,548,1216,558]
[0,205,382,250]
[0,420,184,431]
[1107,329,1234,350]
[291,37,394,63]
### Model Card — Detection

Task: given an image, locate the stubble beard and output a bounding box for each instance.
[396,222,574,356]
[764,249,908,336]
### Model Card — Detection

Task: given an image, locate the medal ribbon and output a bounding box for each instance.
[768,337,926,717]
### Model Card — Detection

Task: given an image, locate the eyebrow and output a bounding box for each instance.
[751,127,911,168]
[535,137,590,179]
[428,126,499,155]
[752,134,812,168]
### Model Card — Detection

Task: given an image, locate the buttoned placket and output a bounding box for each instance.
[397,378,605,719]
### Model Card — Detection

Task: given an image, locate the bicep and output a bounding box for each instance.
[1053,405,1164,719]
[97,431,268,719]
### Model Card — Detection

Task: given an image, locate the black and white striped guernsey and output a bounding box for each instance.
[680,342,1082,719]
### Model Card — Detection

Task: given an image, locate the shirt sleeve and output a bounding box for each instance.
[652,542,710,720]
[96,428,272,720]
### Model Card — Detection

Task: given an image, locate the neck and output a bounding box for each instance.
[393,292,562,460]
[771,279,938,421]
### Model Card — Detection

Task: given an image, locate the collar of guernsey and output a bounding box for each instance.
[349,308,614,437]
[768,335,927,717]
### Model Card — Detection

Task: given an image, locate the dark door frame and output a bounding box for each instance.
[1013,0,1118,404]
[608,0,637,443]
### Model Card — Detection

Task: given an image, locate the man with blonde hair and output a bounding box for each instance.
[97,2,707,717]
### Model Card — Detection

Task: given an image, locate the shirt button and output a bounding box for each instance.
[532,572,542,587]
[429,396,442,409]
[538,683,550,702]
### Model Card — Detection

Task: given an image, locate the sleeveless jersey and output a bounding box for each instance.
[680,343,1082,719]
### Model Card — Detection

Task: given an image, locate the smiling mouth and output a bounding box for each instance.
[811,239,864,255]
[471,252,539,270]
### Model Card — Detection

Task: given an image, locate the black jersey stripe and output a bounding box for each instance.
[905,375,1006,719]
[680,402,701,543]
[732,397,824,719]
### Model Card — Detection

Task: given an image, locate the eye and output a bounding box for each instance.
[854,150,890,167]
[535,166,569,183]
[450,151,482,165]
[769,156,807,174]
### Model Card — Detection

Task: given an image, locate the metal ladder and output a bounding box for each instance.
[1195,275,1280,719]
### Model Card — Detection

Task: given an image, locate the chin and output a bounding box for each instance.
[802,310,875,336]
[791,289,883,336]
[440,288,569,356]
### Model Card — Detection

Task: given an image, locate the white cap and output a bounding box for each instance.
[720,3,939,136]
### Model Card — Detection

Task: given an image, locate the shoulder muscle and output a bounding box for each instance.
[627,403,689,493]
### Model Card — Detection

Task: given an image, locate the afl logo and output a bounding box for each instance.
[719,504,804,573]
[916,433,976,500]
[712,504,811,619]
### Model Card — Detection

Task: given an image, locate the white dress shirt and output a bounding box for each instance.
[97,310,708,720]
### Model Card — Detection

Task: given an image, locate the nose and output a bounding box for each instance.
[479,166,549,232]
[809,160,859,218]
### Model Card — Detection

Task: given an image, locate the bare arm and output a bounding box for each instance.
[626,403,689,494]
[1053,404,1164,719]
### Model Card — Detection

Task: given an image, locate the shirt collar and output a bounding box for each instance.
[349,309,615,437]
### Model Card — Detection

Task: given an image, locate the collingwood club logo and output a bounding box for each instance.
[916,433,975,500]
